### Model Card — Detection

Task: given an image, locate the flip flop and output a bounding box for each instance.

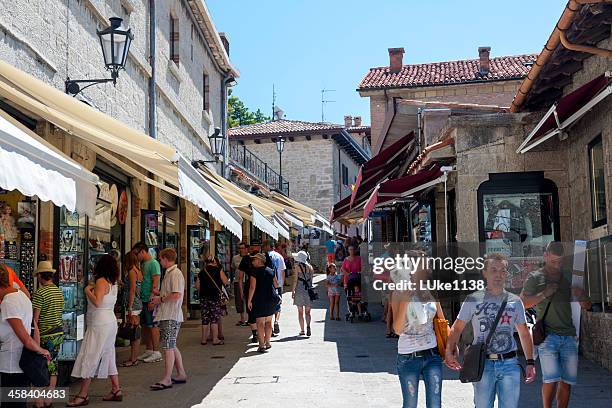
[150,382,173,391]
[171,378,187,384]
[212,340,224,345]
[120,360,139,367]
[200,342,207,345]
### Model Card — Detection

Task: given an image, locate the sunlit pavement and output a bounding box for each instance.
[70,274,612,408]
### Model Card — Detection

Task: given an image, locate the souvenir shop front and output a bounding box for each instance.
[53,161,130,364]
[187,211,212,313]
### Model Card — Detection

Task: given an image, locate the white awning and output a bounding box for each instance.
[273,214,290,240]
[177,157,242,239]
[283,210,304,228]
[0,110,98,217]
[251,205,278,240]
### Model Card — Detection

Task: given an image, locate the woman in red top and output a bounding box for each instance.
[341,245,363,315]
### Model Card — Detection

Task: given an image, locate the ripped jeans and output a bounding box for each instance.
[397,352,442,408]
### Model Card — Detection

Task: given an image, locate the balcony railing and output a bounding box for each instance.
[229,143,289,196]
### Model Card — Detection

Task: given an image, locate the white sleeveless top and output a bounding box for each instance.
[86,284,118,326]
[397,301,437,354]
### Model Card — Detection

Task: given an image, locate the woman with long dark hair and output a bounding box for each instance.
[121,251,143,367]
[68,254,122,406]
[196,255,229,345]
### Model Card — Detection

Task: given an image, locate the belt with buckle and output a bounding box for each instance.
[407,347,439,358]
[486,351,517,360]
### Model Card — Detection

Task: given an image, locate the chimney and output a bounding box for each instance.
[388,48,405,74]
[354,116,362,127]
[219,32,230,56]
[344,115,353,128]
[478,46,491,75]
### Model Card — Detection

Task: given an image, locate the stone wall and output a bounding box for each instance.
[451,113,571,243]
[0,0,226,163]
[363,79,524,153]
[242,137,337,215]
[580,311,612,371]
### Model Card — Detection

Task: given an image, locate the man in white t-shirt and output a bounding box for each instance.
[149,248,186,390]
[263,241,286,335]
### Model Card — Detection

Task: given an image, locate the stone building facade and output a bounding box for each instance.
[0,0,236,161]
[357,47,536,154]
[228,120,369,234]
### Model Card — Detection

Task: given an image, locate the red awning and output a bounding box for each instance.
[330,194,352,222]
[363,167,444,219]
[518,74,612,154]
[349,132,416,208]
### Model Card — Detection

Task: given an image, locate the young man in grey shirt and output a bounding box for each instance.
[446,253,535,408]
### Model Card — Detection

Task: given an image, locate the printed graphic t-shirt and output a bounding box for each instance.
[457,290,526,354]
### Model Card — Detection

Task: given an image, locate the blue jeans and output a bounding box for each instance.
[538,334,578,385]
[473,357,521,408]
[397,352,442,408]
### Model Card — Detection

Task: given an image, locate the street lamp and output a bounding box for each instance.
[208,127,225,162]
[65,17,134,96]
[275,136,286,191]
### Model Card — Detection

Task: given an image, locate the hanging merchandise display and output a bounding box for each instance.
[187,222,210,308]
[0,190,38,293]
[142,210,160,259]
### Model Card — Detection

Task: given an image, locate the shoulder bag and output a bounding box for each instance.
[203,267,229,306]
[297,264,318,301]
[459,295,508,383]
[532,300,552,346]
[19,329,50,387]
[433,305,449,360]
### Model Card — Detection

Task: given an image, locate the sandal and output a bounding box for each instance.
[120,360,139,367]
[257,347,267,353]
[200,342,207,345]
[236,321,246,326]
[212,340,224,345]
[150,382,173,391]
[66,395,89,407]
[171,378,187,384]
[102,389,123,402]
[265,344,271,350]
[299,331,305,336]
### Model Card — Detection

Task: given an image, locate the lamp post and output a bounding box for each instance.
[275,136,285,192]
[65,17,134,96]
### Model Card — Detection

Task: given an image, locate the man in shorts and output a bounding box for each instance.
[149,248,186,390]
[263,241,286,335]
[232,242,249,326]
[133,242,162,363]
[520,242,591,408]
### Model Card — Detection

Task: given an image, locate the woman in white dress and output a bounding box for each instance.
[67,254,122,406]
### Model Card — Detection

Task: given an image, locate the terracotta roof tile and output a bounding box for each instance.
[229,119,343,138]
[358,54,537,90]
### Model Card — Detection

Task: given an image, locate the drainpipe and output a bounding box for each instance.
[416,108,423,155]
[148,0,157,138]
[221,76,228,178]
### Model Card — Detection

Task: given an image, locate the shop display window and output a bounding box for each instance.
[187,220,210,307]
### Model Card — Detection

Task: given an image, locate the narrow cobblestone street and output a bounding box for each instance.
[71,275,612,408]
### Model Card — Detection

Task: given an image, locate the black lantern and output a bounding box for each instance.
[275,136,286,191]
[98,17,134,79]
[65,17,134,96]
[208,127,225,162]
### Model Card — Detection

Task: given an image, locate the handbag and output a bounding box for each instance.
[118,321,141,341]
[19,330,50,387]
[433,306,449,359]
[532,300,552,346]
[459,295,507,383]
[203,267,229,305]
[298,265,318,301]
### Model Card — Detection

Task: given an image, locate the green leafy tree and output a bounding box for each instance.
[228,90,270,127]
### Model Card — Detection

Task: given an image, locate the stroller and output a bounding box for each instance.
[344,273,372,323]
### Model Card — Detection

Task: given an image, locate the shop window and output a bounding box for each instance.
[478,172,559,291]
[203,71,210,111]
[588,135,607,228]
[342,164,348,186]
[170,15,179,65]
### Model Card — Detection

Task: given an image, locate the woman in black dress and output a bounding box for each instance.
[196,256,228,345]
[247,253,280,353]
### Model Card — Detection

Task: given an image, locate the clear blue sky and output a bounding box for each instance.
[207,0,566,126]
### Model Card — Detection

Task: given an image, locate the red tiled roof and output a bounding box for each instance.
[358,54,537,90]
[229,119,343,138]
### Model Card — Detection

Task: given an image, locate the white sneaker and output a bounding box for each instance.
[143,351,162,363]
[137,350,153,361]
